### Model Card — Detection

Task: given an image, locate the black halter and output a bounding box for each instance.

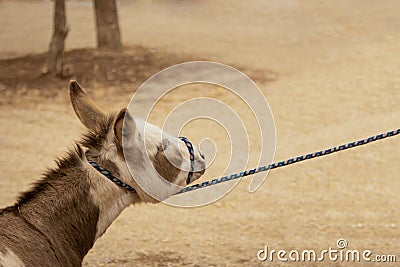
[179,136,195,185]
[87,159,136,193]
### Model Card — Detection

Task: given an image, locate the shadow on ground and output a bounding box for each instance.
[0,46,277,104]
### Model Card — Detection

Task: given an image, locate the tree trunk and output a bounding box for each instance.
[46,0,68,76]
[94,0,122,50]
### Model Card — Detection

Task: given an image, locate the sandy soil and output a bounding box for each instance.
[0,0,399,266]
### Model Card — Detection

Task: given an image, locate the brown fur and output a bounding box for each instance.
[0,147,100,266]
[80,113,124,177]
[69,81,106,131]
[0,115,126,266]
[153,146,182,183]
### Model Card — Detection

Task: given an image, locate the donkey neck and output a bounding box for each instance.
[13,148,136,264]
[84,151,138,240]
[81,121,141,239]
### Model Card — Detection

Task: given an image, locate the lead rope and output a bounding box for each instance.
[175,128,400,195]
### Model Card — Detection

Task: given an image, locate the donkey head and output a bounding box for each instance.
[69,80,206,202]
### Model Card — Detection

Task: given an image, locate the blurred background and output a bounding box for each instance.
[0,0,399,266]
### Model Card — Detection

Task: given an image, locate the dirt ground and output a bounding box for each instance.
[1,0,399,266]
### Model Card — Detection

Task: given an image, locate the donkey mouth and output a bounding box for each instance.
[197,159,206,175]
[193,158,206,178]
[195,152,206,175]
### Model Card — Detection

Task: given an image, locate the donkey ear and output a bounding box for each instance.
[114,108,136,146]
[69,80,106,131]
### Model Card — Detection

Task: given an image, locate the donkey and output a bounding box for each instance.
[0,80,206,266]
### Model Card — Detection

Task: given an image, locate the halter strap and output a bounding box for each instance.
[88,136,195,192]
[179,136,195,185]
[87,159,136,193]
